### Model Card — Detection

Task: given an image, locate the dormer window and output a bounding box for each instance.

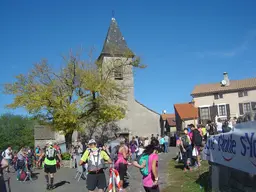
[214,93,223,100]
[114,66,123,80]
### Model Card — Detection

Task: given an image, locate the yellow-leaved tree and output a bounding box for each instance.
[4,50,144,150]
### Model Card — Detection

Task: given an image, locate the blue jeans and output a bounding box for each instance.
[164,142,169,153]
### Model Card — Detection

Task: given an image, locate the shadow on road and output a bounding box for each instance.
[174,164,184,170]
[31,172,40,180]
[54,181,71,189]
[196,171,211,192]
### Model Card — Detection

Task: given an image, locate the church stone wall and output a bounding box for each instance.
[132,101,160,138]
[117,100,160,139]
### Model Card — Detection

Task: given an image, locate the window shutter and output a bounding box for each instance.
[198,107,201,124]
[239,103,244,115]
[226,104,230,119]
[210,105,218,122]
[251,102,256,111]
[238,92,243,97]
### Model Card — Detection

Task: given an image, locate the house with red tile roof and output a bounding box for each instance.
[174,102,198,131]
[191,72,256,124]
[160,113,176,135]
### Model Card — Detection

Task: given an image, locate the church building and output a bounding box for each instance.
[34,18,161,149]
[98,17,161,138]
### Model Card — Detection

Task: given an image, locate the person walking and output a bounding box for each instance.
[164,134,169,153]
[114,139,129,192]
[190,124,203,167]
[38,142,62,190]
[79,139,112,192]
[129,137,138,161]
[2,146,12,172]
[180,128,192,171]
[159,136,165,153]
[134,139,160,192]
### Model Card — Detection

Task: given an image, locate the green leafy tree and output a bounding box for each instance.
[0,114,34,150]
[4,50,144,150]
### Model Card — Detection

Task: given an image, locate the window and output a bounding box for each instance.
[200,107,210,120]
[114,66,123,80]
[238,91,248,97]
[214,93,223,99]
[243,103,251,113]
[218,105,227,116]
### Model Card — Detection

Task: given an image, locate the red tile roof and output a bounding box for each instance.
[174,103,198,120]
[160,113,175,121]
[166,117,176,126]
[191,77,256,96]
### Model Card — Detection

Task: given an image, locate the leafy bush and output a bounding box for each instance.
[0,114,35,150]
[61,152,71,160]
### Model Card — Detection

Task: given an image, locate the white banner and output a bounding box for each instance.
[203,121,256,174]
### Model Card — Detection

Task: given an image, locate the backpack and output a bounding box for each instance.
[181,135,190,148]
[35,148,40,154]
[87,148,105,171]
[193,129,202,146]
[110,145,120,162]
[138,154,150,176]
[46,147,56,161]
[18,170,27,181]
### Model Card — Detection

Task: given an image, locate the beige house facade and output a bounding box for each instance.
[191,72,256,124]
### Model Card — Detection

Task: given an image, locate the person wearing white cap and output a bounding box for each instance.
[79,139,112,192]
[38,141,62,190]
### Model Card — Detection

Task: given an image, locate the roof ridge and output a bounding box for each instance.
[191,77,256,95]
[135,99,160,115]
[194,77,256,87]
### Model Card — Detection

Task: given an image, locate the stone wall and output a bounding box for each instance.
[211,162,256,192]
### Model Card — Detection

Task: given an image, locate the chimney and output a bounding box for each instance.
[223,72,230,86]
[162,110,167,114]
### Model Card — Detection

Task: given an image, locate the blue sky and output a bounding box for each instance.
[0,0,256,115]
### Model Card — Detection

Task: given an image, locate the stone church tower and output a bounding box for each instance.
[98,18,160,138]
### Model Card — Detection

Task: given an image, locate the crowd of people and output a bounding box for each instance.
[77,135,162,192]
[0,142,62,191]
[0,134,167,192]
[176,117,237,172]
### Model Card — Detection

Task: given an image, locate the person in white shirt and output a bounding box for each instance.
[137,145,145,156]
[2,147,12,172]
[144,137,149,147]
[216,118,223,134]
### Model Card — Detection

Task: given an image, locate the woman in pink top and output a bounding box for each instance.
[114,140,128,191]
[134,139,160,192]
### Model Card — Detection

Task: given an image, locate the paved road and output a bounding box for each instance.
[5,147,177,192]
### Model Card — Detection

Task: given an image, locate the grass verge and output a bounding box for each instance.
[162,160,211,192]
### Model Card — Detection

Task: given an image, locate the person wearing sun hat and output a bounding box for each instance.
[79,139,112,192]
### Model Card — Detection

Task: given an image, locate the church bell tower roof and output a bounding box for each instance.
[99,18,134,59]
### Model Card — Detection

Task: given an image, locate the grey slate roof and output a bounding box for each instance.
[34,125,55,140]
[99,18,134,58]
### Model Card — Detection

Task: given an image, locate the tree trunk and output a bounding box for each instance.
[65,132,73,152]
